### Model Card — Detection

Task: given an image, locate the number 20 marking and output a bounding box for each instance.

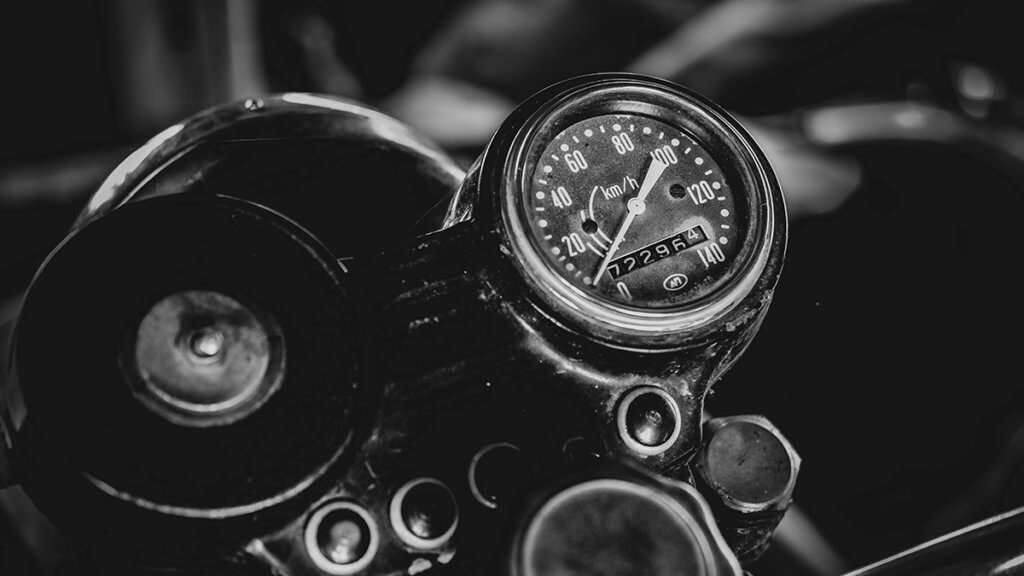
[561,233,586,257]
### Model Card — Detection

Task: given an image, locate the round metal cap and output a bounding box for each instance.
[131,290,282,426]
[703,417,797,510]
[390,477,459,550]
[305,500,379,575]
[616,387,681,456]
[518,478,714,576]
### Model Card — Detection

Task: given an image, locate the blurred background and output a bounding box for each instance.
[2,1,1023,574]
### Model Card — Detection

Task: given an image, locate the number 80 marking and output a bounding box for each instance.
[612,134,634,155]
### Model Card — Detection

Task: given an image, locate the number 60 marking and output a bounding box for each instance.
[564,150,588,173]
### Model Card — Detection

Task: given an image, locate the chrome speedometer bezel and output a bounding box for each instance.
[497,75,783,347]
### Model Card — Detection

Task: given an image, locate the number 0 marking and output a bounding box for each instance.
[616,282,632,300]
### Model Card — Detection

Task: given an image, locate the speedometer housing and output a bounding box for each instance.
[462,74,786,349]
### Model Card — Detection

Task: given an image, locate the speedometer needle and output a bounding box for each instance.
[594,157,669,285]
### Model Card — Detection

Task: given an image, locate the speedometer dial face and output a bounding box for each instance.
[522,114,744,309]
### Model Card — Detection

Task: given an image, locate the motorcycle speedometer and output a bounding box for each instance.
[499,75,783,341]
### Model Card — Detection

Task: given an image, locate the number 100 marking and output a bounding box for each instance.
[650,145,678,165]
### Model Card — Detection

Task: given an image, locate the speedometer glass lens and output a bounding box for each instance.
[523,113,743,309]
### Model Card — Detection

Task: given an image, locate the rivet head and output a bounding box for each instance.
[616,387,681,456]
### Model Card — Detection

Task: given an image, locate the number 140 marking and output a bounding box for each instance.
[697,244,726,268]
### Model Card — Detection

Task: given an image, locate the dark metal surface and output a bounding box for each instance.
[4,79,788,574]
[71,93,465,252]
[227,76,783,575]
[5,94,464,573]
[14,195,362,566]
[5,73,1023,576]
